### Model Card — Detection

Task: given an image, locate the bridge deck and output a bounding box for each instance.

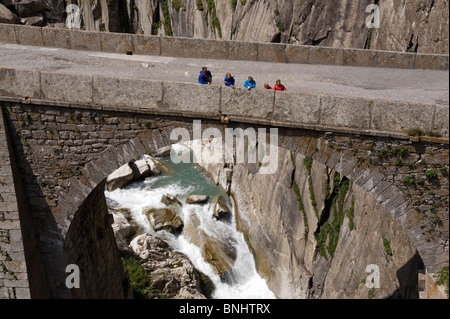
[0,43,448,106]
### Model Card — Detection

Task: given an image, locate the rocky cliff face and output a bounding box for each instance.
[1,0,447,54]
[199,146,423,299]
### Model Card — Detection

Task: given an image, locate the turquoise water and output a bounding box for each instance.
[150,156,227,200]
[106,144,275,299]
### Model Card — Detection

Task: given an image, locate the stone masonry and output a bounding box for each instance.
[0,107,30,299]
[0,99,448,298]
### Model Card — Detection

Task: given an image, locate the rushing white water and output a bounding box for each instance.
[105,146,275,299]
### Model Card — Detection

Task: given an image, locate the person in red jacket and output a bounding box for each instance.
[274,79,287,91]
[263,83,272,90]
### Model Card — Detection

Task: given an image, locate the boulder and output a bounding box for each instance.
[128,233,211,299]
[186,195,209,204]
[213,196,229,219]
[0,3,19,24]
[176,287,207,299]
[106,163,134,191]
[12,0,65,22]
[146,158,161,175]
[183,214,236,276]
[130,159,151,181]
[151,159,175,174]
[161,194,182,207]
[150,146,171,157]
[110,211,136,251]
[145,208,183,233]
[21,13,44,26]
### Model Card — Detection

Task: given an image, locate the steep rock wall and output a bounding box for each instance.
[67,0,448,54]
[200,146,423,298]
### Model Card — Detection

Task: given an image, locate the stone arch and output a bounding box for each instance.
[56,128,174,298]
[58,125,446,297]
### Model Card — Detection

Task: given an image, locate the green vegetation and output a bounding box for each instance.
[276,20,285,32]
[347,196,356,231]
[303,157,313,175]
[407,128,425,137]
[382,236,393,256]
[406,128,440,138]
[425,169,438,179]
[162,0,173,36]
[434,266,449,295]
[206,0,222,38]
[401,176,415,185]
[122,257,164,299]
[308,176,318,217]
[292,181,309,238]
[368,287,376,299]
[172,0,186,12]
[196,0,204,11]
[231,0,237,11]
[376,145,409,159]
[315,179,354,260]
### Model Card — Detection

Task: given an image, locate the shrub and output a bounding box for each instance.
[407,128,425,137]
[434,266,449,295]
[122,257,160,299]
[425,170,438,179]
[382,237,393,256]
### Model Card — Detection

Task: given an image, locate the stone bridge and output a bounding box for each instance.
[0,24,448,299]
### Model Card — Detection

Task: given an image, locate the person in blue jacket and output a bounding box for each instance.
[224,73,235,88]
[244,76,256,90]
[198,67,212,85]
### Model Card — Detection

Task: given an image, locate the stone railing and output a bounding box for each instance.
[0,66,448,139]
[0,23,448,71]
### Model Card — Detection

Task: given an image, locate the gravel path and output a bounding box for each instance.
[0,43,448,105]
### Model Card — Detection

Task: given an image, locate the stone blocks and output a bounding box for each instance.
[162,81,221,116]
[221,87,274,119]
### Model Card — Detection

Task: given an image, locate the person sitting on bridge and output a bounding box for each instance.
[244,76,256,90]
[198,67,212,85]
[224,73,235,88]
[274,79,287,91]
[263,83,272,90]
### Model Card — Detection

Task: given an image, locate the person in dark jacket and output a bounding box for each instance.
[224,73,235,88]
[198,67,212,85]
[244,76,256,90]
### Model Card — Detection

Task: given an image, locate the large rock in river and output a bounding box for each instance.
[186,195,209,204]
[183,213,236,276]
[213,196,229,219]
[129,233,213,299]
[145,208,183,233]
[106,163,134,191]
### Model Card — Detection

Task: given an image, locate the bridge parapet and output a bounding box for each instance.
[0,23,448,71]
[0,66,448,139]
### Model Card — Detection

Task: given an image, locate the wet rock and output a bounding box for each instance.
[145,208,183,233]
[186,195,209,204]
[161,194,182,207]
[128,234,211,299]
[106,163,134,191]
[151,146,172,157]
[130,158,152,180]
[147,158,162,175]
[183,214,236,276]
[110,211,136,251]
[213,196,229,219]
